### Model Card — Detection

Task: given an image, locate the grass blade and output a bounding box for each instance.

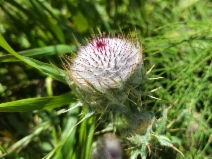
[0,33,68,83]
[0,45,76,62]
[0,92,76,112]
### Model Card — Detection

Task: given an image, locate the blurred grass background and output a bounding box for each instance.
[0,0,211,158]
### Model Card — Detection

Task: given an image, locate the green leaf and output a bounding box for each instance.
[154,135,184,156]
[43,111,94,159]
[0,45,76,62]
[55,103,80,159]
[22,57,68,84]
[0,92,76,112]
[156,108,168,134]
[154,135,173,147]
[131,150,141,159]
[0,33,68,84]
[140,145,148,159]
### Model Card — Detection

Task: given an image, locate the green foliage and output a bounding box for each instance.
[0,0,211,159]
[0,91,76,112]
[0,45,76,62]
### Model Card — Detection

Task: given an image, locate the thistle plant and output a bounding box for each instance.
[62,32,182,158]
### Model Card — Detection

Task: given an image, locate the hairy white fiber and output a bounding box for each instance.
[68,37,142,92]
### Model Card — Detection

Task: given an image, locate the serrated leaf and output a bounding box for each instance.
[0,92,76,112]
[131,150,141,159]
[154,135,184,157]
[128,135,145,145]
[156,108,168,134]
[155,135,173,147]
[140,145,148,159]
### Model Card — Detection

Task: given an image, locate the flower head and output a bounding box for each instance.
[63,34,143,93]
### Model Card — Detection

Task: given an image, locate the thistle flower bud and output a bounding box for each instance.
[69,37,142,92]
[63,33,143,111]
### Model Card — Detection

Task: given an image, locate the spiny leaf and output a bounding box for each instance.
[153,135,184,157]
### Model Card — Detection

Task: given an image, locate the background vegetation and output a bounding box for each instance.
[0,0,211,158]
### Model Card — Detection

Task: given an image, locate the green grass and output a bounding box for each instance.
[0,0,211,158]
